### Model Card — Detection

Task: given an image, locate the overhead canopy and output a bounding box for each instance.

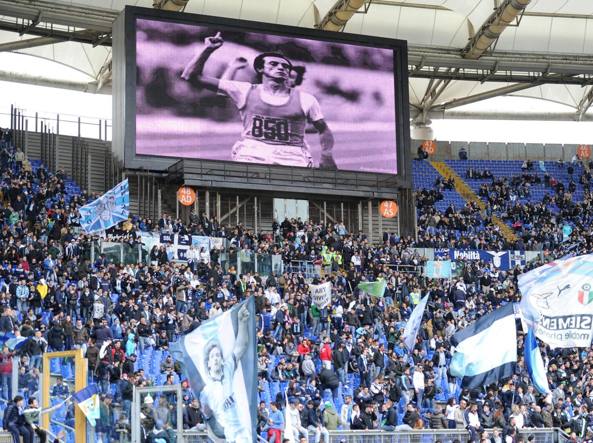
[1,0,593,119]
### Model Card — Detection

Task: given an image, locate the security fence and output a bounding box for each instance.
[181,428,568,443]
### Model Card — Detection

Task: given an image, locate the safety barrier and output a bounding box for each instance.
[285,260,322,279]
[181,428,568,443]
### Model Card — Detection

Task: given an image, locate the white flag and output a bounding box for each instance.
[309,282,332,308]
[284,391,295,443]
[402,295,429,351]
[518,254,593,348]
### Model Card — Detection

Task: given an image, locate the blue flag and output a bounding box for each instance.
[562,224,573,242]
[525,328,550,395]
[73,384,100,426]
[79,179,129,234]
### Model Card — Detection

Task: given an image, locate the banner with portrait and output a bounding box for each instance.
[172,297,257,442]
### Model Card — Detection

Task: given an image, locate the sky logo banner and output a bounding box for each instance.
[73,384,100,426]
[424,260,452,279]
[79,179,129,234]
[518,254,593,348]
[172,297,256,443]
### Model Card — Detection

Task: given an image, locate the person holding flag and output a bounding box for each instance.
[22,396,69,443]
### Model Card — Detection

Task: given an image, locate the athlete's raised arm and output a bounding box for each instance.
[233,303,250,363]
[181,32,224,91]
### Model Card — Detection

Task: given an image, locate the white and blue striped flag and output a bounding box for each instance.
[450,303,517,389]
[79,179,129,234]
[402,294,429,351]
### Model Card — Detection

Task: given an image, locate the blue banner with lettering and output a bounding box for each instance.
[434,249,526,270]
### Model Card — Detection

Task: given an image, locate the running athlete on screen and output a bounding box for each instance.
[181,32,337,169]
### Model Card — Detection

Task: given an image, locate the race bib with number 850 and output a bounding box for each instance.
[250,115,289,142]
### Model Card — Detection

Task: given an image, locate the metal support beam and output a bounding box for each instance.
[0,35,63,51]
[0,0,117,33]
[432,81,543,111]
[416,70,455,123]
[318,0,366,31]
[0,69,104,93]
[311,202,337,224]
[425,110,593,122]
[462,0,532,60]
[576,86,593,121]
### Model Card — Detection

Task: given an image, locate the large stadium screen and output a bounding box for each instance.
[131,11,407,175]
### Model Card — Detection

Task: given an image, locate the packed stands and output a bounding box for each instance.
[0,126,593,442]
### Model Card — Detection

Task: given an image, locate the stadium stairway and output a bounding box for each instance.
[430,161,519,243]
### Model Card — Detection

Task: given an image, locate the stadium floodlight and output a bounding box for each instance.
[318,0,366,31]
[152,0,189,12]
[462,0,531,60]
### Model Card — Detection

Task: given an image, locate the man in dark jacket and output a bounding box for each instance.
[46,322,65,351]
[403,403,420,428]
[183,399,203,429]
[332,342,349,386]
[3,395,34,443]
[360,403,377,429]
[92,319,113,348]
[319,367,340,401]
[380,399,398,431]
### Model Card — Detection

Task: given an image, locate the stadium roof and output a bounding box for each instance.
[1,0,593,121]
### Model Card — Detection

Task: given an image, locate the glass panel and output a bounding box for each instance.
[48,356,76,443]
[137,390,179,443]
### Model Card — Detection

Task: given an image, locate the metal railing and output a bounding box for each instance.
[182,428,568,443]
[285,260,322,279]
[4,107,112,141]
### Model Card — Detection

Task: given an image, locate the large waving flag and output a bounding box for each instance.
[171,297,257,443]
[79,179,129,234]
[357,278,386,298]
[284,391,295,443]
[73,384,100,426]
[402,295,429,351]
[524,328,551,395]
[450,303,517,389]
[518,253,593,348]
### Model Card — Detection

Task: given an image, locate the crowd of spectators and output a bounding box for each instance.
[0,127,593,443]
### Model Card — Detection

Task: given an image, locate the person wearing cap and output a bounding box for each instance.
[181,32,336,170]
[322,401,340,431]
